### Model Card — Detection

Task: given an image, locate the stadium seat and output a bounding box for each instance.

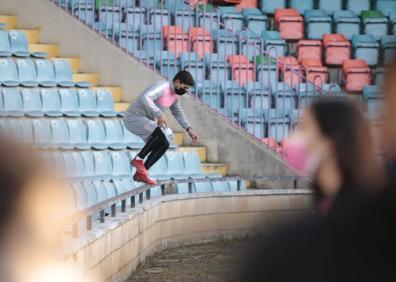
[104,181,117,199]
[272,82,296,115]
[0,58,19,86]
[374,67,386,85]
[239,31,263,61]
[125,6,146,30]
[32,119,51,148]
[50,119,71,149]
[67,119,89,150]
[2,88,24,116]
[149,155,168,179]
[262,31,286,57]
[381,35,396,63]
[255,55,278,89]
[363,85,385,120]
[21,88,43,117]
[211,180,230,192]
[301,58,329,86]
[0,30,12,57]
[333,10,361,40]
[323,34,351,66]
[377,0,396,17]
[96,89,117,117]
[205,53,230,85]
[141,25,162,54]
[289,0,314,14]
[93,151,113,180]
[390,11,396,34]
[318,0,343,14]
[221,80,248,117]
[119,25,140,54]
[72,183,88,210]
[242,8,268,34]
[196,4,220,32]
[71,152,86,178]
[218,6,243,31]
[304,10,332,40]
[78,89,99,117]
[183,150,204,176]
[265,108,290,142]
[9,30,47,58]
[98,6,122,35]
[240,107,267,138]
[113,178,127,195]
[361,10,388,41]
[16,59,38,87]
[246,82,271,112]
[346,0,371,15]
[188,27,214,59]
[156,51,180,79]
[82,181,98,206]
[80,151,95,178]
[86,119,107,149]
[41,88,62,117]
[297,40,322,63]
[73,3,95,25]
[111,151,131,177]
[103,119,126,149]
[196,80,221,108]
[149,8,171,31]
[35,59,57,87]
[260,0,286,14]
[180,52,205,82]
[174,7,195,32]
[213,30,237,58]
[321,83,343,94]
[274,8,304,40]
[278,56,302,88]
[121,123,145,149]
[343,59,372,92]
[165,150,185,176]
[59,89,80,117]
[352,34,380,66]
[53,60,76,87]
[92,180,108,204]
[295,83,318,109]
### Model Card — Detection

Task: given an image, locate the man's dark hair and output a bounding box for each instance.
[173,70,195,86]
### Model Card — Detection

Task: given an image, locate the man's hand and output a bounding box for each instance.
[157,114,167,128]
[187,128,198,144]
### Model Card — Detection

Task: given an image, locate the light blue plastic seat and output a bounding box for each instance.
[50,119,70,149]
[266,108,290,142]
[0,58,19,86]
[239,31,263,61]
[103,119,126,149]
[322,83,343,94]
[111,151,131,177]
[86,119,107,149]
[289,0,314,14]
[140,25,162,56]
[72,183,89,210]
[104,181,117,199]
[165,150,185,177]
[240,107,267,138]
[99,6,122,35]
[67,119,89,149]
[0,30,12,57]
[9,30,39,58]
[363,85,385,120]
[41,88,62,117]
[377,0,396,17]
[78,89,99,116]
[362,10,389,41]
[149,8,171,30]
[352,34,380,66]
[156,51,180,80]
[71,152,86,179]
[304,10,332,40]
[333,10,361,40]
[390,11,396,34]
[262,31,286,57]
[272,82,297,115]
[180,52,205,82]
[294,83,320,109]
[82,181,98,206]
[218,6,243,32]
[196,8,220,32]
[211,181,230,192]
[73,3,95,26]
[255,56,278,89]
[59,88,80,117]
[182,150,204,177]
[346,0,370,14]
[113,178,127,195]
[318,0,343,14]
[229,180,247,191]
[93,151,113,180]
[16,59,38,87]
[96,89,117,117]
[260,0,286,14]
[2,88,24,116]
[246,82,272,113]
[205,53,230,84]
[213,30,237,58]
[193,181,213,193]
[17,118,34,144]
[242,8,268,34]
[80,151,95,178]
[125,7,146,31]
[221,80,247,117]
[118,24,140,54]
[121,122,145,149]
[53,60,75,87]
[375,67,386,85]
[119,177,138,193]
[149,155,168,179]
[92,180,108,203]
[196,80,221,109]
[381,35,396,63]
[35,59,57,87]
[174,8,195,32]
[32,119,51,148]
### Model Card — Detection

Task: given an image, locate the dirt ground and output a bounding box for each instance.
[127,239,251,282]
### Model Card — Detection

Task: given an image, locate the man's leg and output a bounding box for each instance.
[144,130,170,169]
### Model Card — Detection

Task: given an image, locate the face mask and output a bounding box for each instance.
[174,87,187,95]
[283,133,321,177]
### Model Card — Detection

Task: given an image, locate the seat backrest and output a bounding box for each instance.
[16,59,37,82]
[0,58,18,82]
[59,88,79,112]
[113,179,127,195]
[149,155,167,176]
[111,151,131,176]
[166,150,185,175]
[82,181,98,206]
[92,180,108,203]
[318,0,342,14]
[61,152,76,177]
[67,119,88,144]
[103,119,123,144]
[86,119,106,144]
[71,151,86,178]
[32,119,51,144]
[8,30,29,53]
[0,30,11,53]
[35,59,56,82]
[53,60,73,82]
[50,119,69,145]
[17,118,34,143]
[72,183,88,210]
[41,88,61,113]
[183,151,202,174]
[104,181,117,198]
[2,87,23,113]
[80,151,95,177]
[78,89,97,111]
[93,151,113,178]
[96,89,115,112]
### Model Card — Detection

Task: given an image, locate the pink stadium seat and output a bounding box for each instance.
[189,27,213,58]
[297,40,322,63]
[301,58,329,86]
[228,55,254,85]
[274,9,304,40]
[163,26,188,58]
[323,34,351,66]
[278,56,302,87]
[343,59,372,92]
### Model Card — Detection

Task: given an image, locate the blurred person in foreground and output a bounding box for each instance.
[238,97,395,282]
[0,137,96,282]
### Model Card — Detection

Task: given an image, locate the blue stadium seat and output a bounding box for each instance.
[148,8,171,30]
[211,181,230,192]
[73,3,95,26]
[118,177,137,192]
[111,151,131,177]
[35,59,57,87]
[205,53,230,84]
[352,34,380,66]
[78,89,99,117]
[59,89,80,117]
[182,150,204,177]
[362,10,388,41]
[99,6,122,34]
[149,155,168,179]
[32,119,51,148]
[21,88,44,117]
[221,80,247,117]
[92,180,108,203]
[41,88,62,117]
[50,119,71,149]
[363,85,385,120]
[374,67,386,85]
[165,150,185,176]
[180,52,205,82]
[93,151,113,180]
[318,0,343,14]
[295,83,318,109]
[218,6,243,32]
[119,25,140,54]
[213,30,237,58]
[17,119,33,144]
[174,8,195,32]
[322,83,343,94]
[67,119,89,149]
[239,31,262,61]
[72,183,88,210]
[390,11,396,34]
[53,60,75,87]
[104,181,117,199]
[0,30,12,57]
[240,106,267,138]
[16,59,38,87]
[246,82,272,112]
[0,58,19,86]
[71,152,86,178]
[2,88,24,116]
[113,178,127,195]
[266,108,290,142]
[86,119,107,149]
[333,10,361,40]
[103,119,126,149]
[242,8,268,34]
[255,55,278,89]
[304,10,332,40]
[96,89,117,117]
[9,30,47,58]
[381,35,396,63]
[82,181,98,206]
[80,151,95,178]
[121,122,145,149]
[260,0,286,14]
[289,0,314,14]
[193,181,213,193]
[377,0,396,17]
[228,180,247,191]
[346,0,371,14]
[196,80,221,109]
[262,31,286,57]
[272,82,296,115]
[156,51,180,79]
[140,25,162,55]
[196,7,220,32]
[125,7,146,31]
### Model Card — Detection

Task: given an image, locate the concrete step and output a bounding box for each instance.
[0,15,17,29]
[54,57,80,73]
[95,86,122,102]
[29,43,59,57]
[201,163,228,176]
[18,29,41,44]
[73,73,99,86]
[174,133,184,146]
[178,146,207,162]
[114,102,129,113]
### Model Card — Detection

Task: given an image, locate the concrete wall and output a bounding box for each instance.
[0,0,295,182]
[61,190,313,282]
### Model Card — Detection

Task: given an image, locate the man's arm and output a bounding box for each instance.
[170,99,191,130]
[142,82,167,118]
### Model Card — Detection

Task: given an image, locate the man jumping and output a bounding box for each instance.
[123,70,199,185]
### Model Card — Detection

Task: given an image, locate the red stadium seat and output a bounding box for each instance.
[343,59,371,92]
[301,58,329,86]
[163,26,188,57]
[274,9,304,40]
[163,26,183,41]
[228,55,254,85]
[189,27,213,58]
[278,56,302,88]
[297,40,322,63]
[323,34,351,66]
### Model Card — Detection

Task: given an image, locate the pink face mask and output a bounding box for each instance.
[283,133,320,177]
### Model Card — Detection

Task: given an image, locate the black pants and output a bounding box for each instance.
[137,127,170,170]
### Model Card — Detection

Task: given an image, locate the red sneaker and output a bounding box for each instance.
[133,171,157,185]
[132,158,148,174]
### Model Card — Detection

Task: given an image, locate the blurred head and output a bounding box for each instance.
[382,58,396,158]
[173,70,195,95]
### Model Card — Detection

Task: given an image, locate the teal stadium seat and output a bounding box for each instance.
[346,0,371,15]
[50,119,71,149]
[59,89,80,117]
[78,89,99,117]
[333,10,361,40]
[67,119,90,149]
[0,58,19,86]
[86,119,107,149]
[93,151,113,180]
[242,8,268,34]
[2,88,24,116]
[96,89,117,117]
[35,59,57,87]
[352,34,380,66]
[103,119,126,149]
[41,88,62,117]
[260,0,286,14]
[0,30,12,57]
[111,151,131,177]
[304,10,332,40]
[289,0,314,14]
[16,59,38,87]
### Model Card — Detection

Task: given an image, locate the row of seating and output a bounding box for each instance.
[0,87,117,117]
[0,29,47,58]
